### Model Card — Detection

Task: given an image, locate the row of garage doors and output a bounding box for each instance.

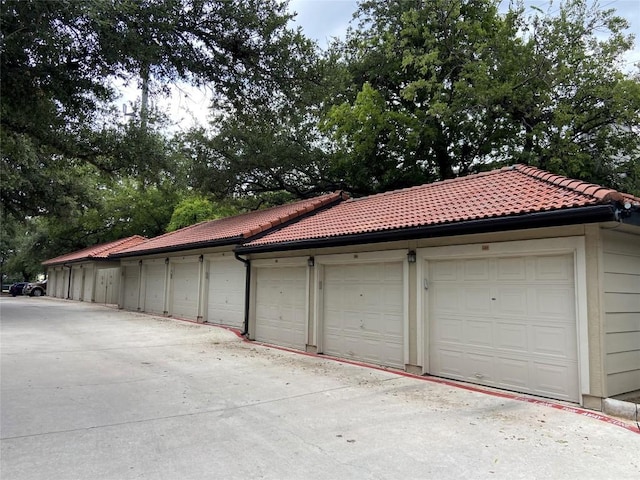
[121,256,245,329]
[48,266,120,304]
[100,241,581,403]
[252,247,580,403]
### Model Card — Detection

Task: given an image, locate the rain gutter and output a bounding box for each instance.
[235,204,619,254]
[108,237,244,259]
[234,252,251,336]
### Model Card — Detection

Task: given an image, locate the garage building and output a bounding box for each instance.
[110,192,346,329]
[236,165,640,408]
[43,236,147,303]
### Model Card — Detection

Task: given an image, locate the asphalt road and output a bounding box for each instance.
[1,297,638,480]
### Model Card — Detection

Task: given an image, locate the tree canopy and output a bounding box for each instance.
[0,0,315,217]
[321,0,640,194]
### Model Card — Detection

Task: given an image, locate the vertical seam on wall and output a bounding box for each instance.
[596,227,607,398]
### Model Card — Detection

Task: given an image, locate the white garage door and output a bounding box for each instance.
[47,270,57,298]
[47,270,62,297]
[255,266,307,350]
[71,268,83,300]
[207,258,245,328]
[143,263,166,315]
[82,266,94,302]
[170,261,199,320]
[58,270,66,297]
[96,268,119,304]
[323,262,404,368]
[429,254,579,402]
[122,265,140,311]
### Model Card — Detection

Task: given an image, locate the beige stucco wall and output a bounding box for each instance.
[601,229,640,397]
[584,225,606,399]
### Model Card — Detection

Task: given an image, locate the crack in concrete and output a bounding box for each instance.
[0,380,397,442]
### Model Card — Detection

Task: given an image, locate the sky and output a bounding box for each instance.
[122,0,640,130]
[290,0,639,62]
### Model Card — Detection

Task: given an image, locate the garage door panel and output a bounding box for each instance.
[463,259,490,280]
[499,357,530,388]
[255,267,306,350]
[56,271,65,298]
[494,322,528,352]
[72,269,83,300]
[432,285,460,312]
[381,313,403,336]
[432,261,457,280]
[532,361,578,398]
[171,262,199,319]
[83,267,94,302]
[535,255,573,281]
[383,284,403,309]
[531,324,576,359]
[496,257,527,280]
[207,258,244,327]
[496,288,528,315]
[466,353,496,380]
[323,262,404,369]
[435,349,464,376]
[465,287,492,312]
[466,319,493,347]
[144,264,166,314]
[123,266,140,310]
[533,288,574,318]
[429,254,579,402]
[434,316,464,343]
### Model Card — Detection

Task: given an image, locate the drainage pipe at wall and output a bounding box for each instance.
[234,252,251,336]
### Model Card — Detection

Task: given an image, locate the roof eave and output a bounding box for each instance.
[109,236,244,259]
[42,256,117,267]
[107,193,347,259]
[235,204,617,254]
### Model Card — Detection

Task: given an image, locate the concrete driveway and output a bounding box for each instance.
[1,297,638,480]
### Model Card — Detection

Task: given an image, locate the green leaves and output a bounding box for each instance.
[322,82,430,194]
[1,0,317,220]
[324,0,640,194]
[166,196,238,232]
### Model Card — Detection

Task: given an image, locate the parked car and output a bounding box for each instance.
[23,279,47,297]
[9,282,28,296]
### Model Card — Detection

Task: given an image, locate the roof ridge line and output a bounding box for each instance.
[92,235,146,256]
[513,164,623,202]
[42,235,147,265]
[150,192,344,238]
[241,191,346,238]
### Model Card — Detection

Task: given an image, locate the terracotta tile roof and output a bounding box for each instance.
[42,235,147,266]
[242,165,640,248]
[112,192,345,257]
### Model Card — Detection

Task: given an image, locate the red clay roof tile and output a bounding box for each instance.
[42,236,147,266]
[112,192,345,256]
[244,165,639,247]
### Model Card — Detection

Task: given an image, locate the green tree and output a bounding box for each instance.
[1,176,185,279]
[166,196,238,231]
[179,31,348,201]
[182,104,338,200]
[323,0,640,195]
[1,0,315,218]
[494,0,640,194]
[1,217,47,282]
